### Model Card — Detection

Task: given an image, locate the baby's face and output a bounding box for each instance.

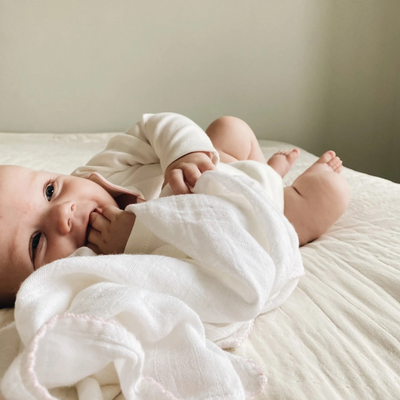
[0,165,118,306]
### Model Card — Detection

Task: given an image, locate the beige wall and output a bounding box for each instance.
[322,0,400,182]
[0,1,399,182]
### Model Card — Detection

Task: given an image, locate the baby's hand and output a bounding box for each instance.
[87,205,136,255]
[163,151,216,195]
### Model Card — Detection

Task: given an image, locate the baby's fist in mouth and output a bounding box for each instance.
[86,205,136,255]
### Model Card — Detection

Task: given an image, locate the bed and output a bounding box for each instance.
[0,133,399,399]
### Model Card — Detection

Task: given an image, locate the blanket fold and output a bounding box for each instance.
[1,171,303,400]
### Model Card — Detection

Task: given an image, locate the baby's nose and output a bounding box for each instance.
[54,202,75,235]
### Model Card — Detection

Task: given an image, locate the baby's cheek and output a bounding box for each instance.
[43,241,81,267]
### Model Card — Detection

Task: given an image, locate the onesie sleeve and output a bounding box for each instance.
[72,113,220,180]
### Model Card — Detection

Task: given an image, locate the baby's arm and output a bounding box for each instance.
[72,113,220,199]
[162,116,268,193]
[163,151,216,194]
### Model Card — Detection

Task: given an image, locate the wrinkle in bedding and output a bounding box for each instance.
[234,149,400,399]
[0,134,400,399]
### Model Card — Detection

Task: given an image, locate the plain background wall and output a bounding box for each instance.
[0,0,399,182]
[322,1,400,183]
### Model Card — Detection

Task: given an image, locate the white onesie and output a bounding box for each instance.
[72,112,283,255]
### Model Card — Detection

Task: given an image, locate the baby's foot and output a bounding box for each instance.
[305,150,343,174]
[267,149,300,178]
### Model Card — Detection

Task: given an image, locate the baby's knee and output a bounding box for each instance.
[206,116,255,161]
[207,116,248,133]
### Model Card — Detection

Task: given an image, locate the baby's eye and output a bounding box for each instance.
[45,184,55,201]
[31,233,41,257]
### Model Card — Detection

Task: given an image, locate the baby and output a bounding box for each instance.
[0,114,351,308]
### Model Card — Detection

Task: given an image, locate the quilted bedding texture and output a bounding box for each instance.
[0,133,399,400]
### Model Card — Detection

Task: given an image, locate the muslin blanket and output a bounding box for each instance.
[1,171,304,400]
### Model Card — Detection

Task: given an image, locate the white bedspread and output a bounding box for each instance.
[1,134,399,399]
[1,170,303,400]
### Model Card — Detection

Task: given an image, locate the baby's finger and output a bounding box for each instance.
[169,169,190,195]
[182,164,202,188]
[198,159,216,173]
[89,210,110,232]
[87,228,105,252]
[101,204,123,221]
[86,242,101,255]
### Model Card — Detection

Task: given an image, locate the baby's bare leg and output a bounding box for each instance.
[205,117,267,163]
[284,151,351,246]
[205,118,350,246]
[206,117,299,177]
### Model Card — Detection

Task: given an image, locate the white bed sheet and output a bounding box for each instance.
[1,133,399,399]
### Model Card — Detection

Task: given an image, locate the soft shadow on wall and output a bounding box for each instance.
[320,0,400,183]
[0,0,398,182]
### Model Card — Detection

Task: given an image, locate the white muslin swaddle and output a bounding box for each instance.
[1,171,303,400]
